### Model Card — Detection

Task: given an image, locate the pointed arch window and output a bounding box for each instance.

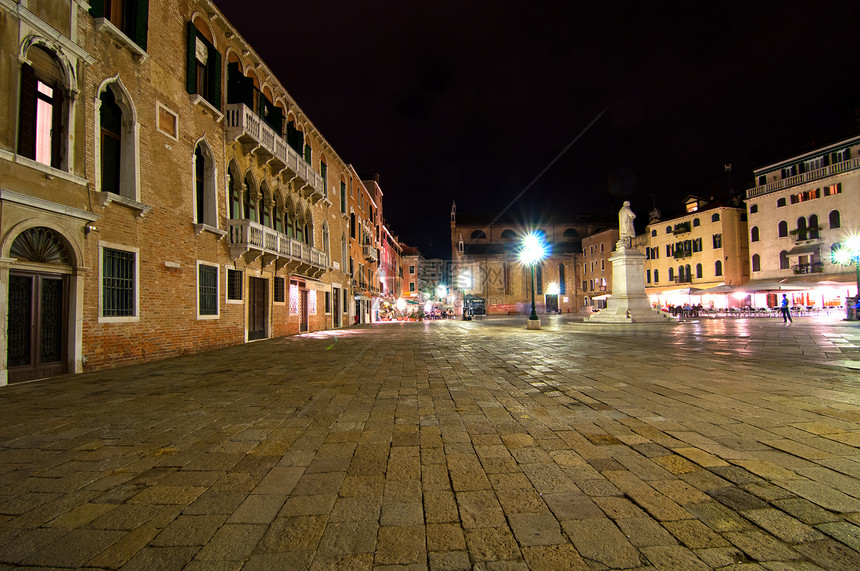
[228,168,241,219]
[273,197,282,232]
[243,174,256,222]
[97,81,140,201]
[193,142,217,227]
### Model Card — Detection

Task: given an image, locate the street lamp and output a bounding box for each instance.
[519,231,548,329]
[833,234,860,319]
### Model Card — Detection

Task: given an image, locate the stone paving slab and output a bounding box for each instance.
[0,316,859,569]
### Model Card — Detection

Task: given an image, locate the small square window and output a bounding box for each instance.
[227,268,243,301]
[273,277,285,303]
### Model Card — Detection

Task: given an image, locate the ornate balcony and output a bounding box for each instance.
[225,104,325,201]
[227,219,328,278]
[363,244,378,263]
[746,157,860,198]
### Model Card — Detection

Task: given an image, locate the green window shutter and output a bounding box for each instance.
[207,47,221,110]
[133,0,149,51]
[17,63,37,159]
[89,0,105,18]
[186,21,197,94]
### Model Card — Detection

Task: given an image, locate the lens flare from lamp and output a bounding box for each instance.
[519,232,548,265]
[546,282,560,295]
[396,298,407,312]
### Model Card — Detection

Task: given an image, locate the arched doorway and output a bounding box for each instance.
[7,227,73,382]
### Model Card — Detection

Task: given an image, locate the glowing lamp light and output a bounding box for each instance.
[396,298,407,312]
[546,282,560,296]
[424,302,434,313]
[519,232,548,265]
[436,285,447,298]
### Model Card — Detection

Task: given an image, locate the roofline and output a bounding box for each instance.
[753,134,860,174]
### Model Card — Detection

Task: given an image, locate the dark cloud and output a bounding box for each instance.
[216,0,860,257]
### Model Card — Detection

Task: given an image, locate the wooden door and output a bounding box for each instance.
[332,288,340,327]
[300,289,309,332]
[248,277,268,340]
[7,272,68,383]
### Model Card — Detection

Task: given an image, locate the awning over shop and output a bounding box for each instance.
[786,243,820,256]
[739,280,809,292]
[696,284,737,295]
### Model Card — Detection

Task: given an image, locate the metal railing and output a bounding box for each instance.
[746,157,860,198]
[792,262,823,274]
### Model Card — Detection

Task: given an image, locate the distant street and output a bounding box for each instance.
[1,316,859,569]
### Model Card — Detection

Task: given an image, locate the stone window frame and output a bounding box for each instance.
[98,241,139,324]
[196,260,220,320]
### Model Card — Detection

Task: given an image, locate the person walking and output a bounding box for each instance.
[780,294,793,324]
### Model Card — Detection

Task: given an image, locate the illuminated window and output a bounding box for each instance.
[18,47,67,169]
[289,283,299,314]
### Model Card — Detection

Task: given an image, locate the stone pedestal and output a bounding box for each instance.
[587,243,674,324]
[527,318,541,330]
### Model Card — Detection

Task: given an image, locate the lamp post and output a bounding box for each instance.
[519,232,547,329]
[834,235,860,320]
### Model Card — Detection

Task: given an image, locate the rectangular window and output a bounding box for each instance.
[713,234,722,249]
[90,0,149,51]
[409,265,415,274]
[185,21,221,109]
[824,183,842,196]
[226,268,243,301]
[325,291,331,313]
[102,246,136,317]
[646,269,651,284]
[340,181,347,213]
[582,280,587,291]
[409,282,416,292]
[198,263,218,317]
[666,245,672,257]
[273,277,285,303]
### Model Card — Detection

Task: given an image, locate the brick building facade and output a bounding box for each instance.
[1,0,397,384]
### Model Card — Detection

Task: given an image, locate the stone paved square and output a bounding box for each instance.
[1,315,859,569]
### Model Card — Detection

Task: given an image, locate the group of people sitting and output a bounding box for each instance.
[664,303,703,318]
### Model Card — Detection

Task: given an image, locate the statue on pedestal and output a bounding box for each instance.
[618,201,635,248]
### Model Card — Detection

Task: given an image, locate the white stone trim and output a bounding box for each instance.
[0,188,97,221]
[97,241,140,323]
[196,260,220,319]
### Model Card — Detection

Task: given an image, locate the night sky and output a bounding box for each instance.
[214,1,860,258]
